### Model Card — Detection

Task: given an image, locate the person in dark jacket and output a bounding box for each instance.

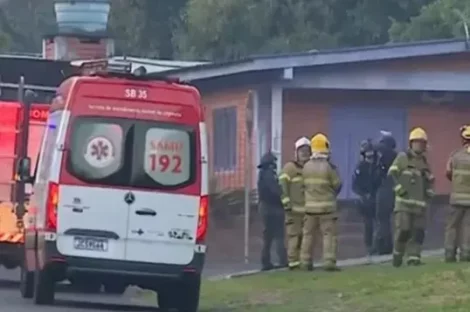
[374,131,397,255]
[257,152,288,270]
[352,139,382,257]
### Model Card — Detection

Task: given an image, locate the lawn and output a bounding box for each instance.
[198,259,470,312]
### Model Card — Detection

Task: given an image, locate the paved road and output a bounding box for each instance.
[0,268,158,312]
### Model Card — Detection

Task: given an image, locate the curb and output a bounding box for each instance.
[207,248,445,281]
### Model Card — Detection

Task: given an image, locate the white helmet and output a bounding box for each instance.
[295,137,310,149]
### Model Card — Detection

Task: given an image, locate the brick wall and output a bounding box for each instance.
[43,36,113,60]
[202,89,252,192]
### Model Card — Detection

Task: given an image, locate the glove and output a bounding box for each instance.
[394,184,407,196]
[281,197,292,211]
[426,189,435,198]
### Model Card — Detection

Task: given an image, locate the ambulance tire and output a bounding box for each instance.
[158,275,201,312]
[20,266,35,298]
[33,266,55,305]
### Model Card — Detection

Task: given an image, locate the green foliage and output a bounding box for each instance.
[0,0,468,60]
[389,0,470,42]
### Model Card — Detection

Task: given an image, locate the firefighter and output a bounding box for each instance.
[388,127,434,267]
[300,133,342,271]
[444,125,470,262]
[352,139,382,257]
[375,131,397,255]
[257,151,288,271]
[279,137,311,270]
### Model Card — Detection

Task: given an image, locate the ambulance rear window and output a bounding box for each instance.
[68,118,126,181]
[130,123,195,188]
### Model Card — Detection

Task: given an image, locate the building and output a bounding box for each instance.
[161,38,470,199]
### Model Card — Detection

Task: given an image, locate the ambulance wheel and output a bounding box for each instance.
[33,267,55,305]
[20,266,35,298]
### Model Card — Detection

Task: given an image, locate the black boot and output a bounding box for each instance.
[406,258,422,266]
[299,263,313,271]
[460,250,470,262]
[445,249,457,263]
[392,254,403,267]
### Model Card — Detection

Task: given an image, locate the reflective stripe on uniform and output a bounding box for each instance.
[426,189,434,197]
[279,173,291,181]
[451,192,470,199]
[288,261,300,268]
[388,165,399,173]
[304,178,329,185]
[394,184,404,192]
[305,201,335,209]
[282,197,291,205]
[402,170,414,176]
[396,197,426,207]
[453,169,470,175]
[292,176,303,182]
[451,193,470,205]
[408,255,420,261]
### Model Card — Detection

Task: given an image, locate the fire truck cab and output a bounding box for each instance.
[20,60,209,312]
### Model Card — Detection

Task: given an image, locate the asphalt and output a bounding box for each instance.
[0,268,158,311]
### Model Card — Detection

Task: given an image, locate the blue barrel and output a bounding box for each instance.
[54,0,110,33]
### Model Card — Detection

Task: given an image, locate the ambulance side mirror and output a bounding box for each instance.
[17,157,32,182]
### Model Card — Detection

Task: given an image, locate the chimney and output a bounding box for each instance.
[43,0,114,61]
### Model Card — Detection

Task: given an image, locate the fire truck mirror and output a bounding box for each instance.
[17,157,32,182]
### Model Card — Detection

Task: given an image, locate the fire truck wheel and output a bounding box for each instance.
[33,267,55,305]
[20,266,35,298]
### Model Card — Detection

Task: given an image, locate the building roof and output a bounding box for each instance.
[159,38,470,82]
[71,56,209,74]
[0,55,74,88]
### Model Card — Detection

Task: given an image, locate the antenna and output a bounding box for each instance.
[454,9,470,48]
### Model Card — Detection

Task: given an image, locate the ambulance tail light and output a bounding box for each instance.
[196,195,209,243]
[46,182,59,231]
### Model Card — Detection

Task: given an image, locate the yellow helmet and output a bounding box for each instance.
[460,125,470,140]
[409,127,427,142]
[310,133,330,153]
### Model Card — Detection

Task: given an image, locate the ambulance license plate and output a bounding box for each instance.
[73,237,108,252]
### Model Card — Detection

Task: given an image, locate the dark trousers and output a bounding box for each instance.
[261,213,288,268]
[357,199,376,253]
[376,185,394,255]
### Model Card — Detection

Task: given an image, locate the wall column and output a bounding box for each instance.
[271,85,283,169]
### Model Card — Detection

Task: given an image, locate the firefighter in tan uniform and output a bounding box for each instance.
[444,125,470,262]
[279,137,311,269]
[388,127,434,267]
[300,133,342,271]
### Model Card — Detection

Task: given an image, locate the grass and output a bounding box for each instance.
[197,258,470,312]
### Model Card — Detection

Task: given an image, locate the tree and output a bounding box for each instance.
[173,0,338,61]
[389,0,470,42]
[109,0,187,59]
[0,0,55,53]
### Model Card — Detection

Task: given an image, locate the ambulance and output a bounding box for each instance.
[20,60,209,312]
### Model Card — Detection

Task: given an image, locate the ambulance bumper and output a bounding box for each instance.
[43,240,206,282]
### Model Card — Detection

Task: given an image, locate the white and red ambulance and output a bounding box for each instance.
[21,60,209,312]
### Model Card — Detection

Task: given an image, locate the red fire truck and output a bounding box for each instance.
[0,77,53,270]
